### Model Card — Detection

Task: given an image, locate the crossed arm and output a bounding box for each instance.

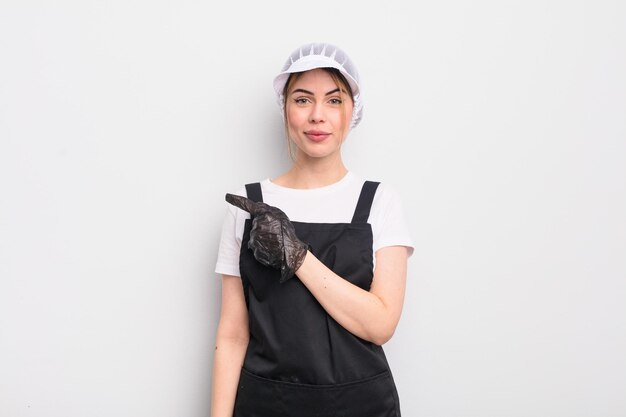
[221,193,409,345]
[296,245,409,345]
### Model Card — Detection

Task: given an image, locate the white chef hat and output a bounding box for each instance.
[273,42,363,129]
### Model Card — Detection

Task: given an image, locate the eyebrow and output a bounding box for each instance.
[291,88,343,96]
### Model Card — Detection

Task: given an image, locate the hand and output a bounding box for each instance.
[225,193,308,283]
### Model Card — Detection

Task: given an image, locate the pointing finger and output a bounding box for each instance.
[225,193,260,215]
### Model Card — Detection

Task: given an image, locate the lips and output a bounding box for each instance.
[304,130,331,142]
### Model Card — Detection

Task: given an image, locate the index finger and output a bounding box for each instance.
[225,193,260,215]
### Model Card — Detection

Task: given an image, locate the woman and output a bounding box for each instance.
[211,43,414,417]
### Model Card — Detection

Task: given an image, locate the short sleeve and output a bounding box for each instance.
[214,188,249,277]
[370,184,415,257]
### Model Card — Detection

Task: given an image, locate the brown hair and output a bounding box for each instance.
[282,68,354,161]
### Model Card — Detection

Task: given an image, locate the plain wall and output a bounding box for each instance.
[1,1,625,416]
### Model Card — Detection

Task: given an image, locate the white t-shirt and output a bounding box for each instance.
[215,171,414,277]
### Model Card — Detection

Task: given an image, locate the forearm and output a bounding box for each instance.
[296,250,404,345]
[210,335,248,417]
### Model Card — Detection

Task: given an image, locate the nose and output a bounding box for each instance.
[309,102,325,123]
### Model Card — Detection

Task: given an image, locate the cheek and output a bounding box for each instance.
[286,106,301,125]
[337,104,353,130]
[286,107,310,135]
[344,102,354,120]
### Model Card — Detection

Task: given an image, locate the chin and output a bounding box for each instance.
[299,145,341,159]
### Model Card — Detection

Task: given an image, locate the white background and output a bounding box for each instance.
[1,1,625,416]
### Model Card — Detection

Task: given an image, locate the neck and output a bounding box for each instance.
[276,153,348,189]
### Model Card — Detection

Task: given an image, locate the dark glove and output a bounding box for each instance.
[225,193,308,283]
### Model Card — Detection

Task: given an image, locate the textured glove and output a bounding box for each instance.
[225,193,308,283]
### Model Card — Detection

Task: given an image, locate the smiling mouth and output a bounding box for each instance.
[305,131,331,142]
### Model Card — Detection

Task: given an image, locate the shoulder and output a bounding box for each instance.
[370,181,404,213]
[367,179,414,255]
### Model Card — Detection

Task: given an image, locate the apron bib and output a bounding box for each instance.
[234,181,401,417]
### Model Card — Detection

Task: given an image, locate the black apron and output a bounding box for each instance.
[233,181,401,417]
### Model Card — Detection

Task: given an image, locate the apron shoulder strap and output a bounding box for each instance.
[351,181,380,224]
[245,182,263,203]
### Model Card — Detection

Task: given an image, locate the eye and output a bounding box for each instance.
[329,98,343,105]
[293,97,311,105]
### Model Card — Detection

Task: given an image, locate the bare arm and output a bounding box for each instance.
[296,245,408,346]
[210,275,249,417]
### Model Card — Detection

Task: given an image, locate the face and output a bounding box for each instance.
[285,69,354,161]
